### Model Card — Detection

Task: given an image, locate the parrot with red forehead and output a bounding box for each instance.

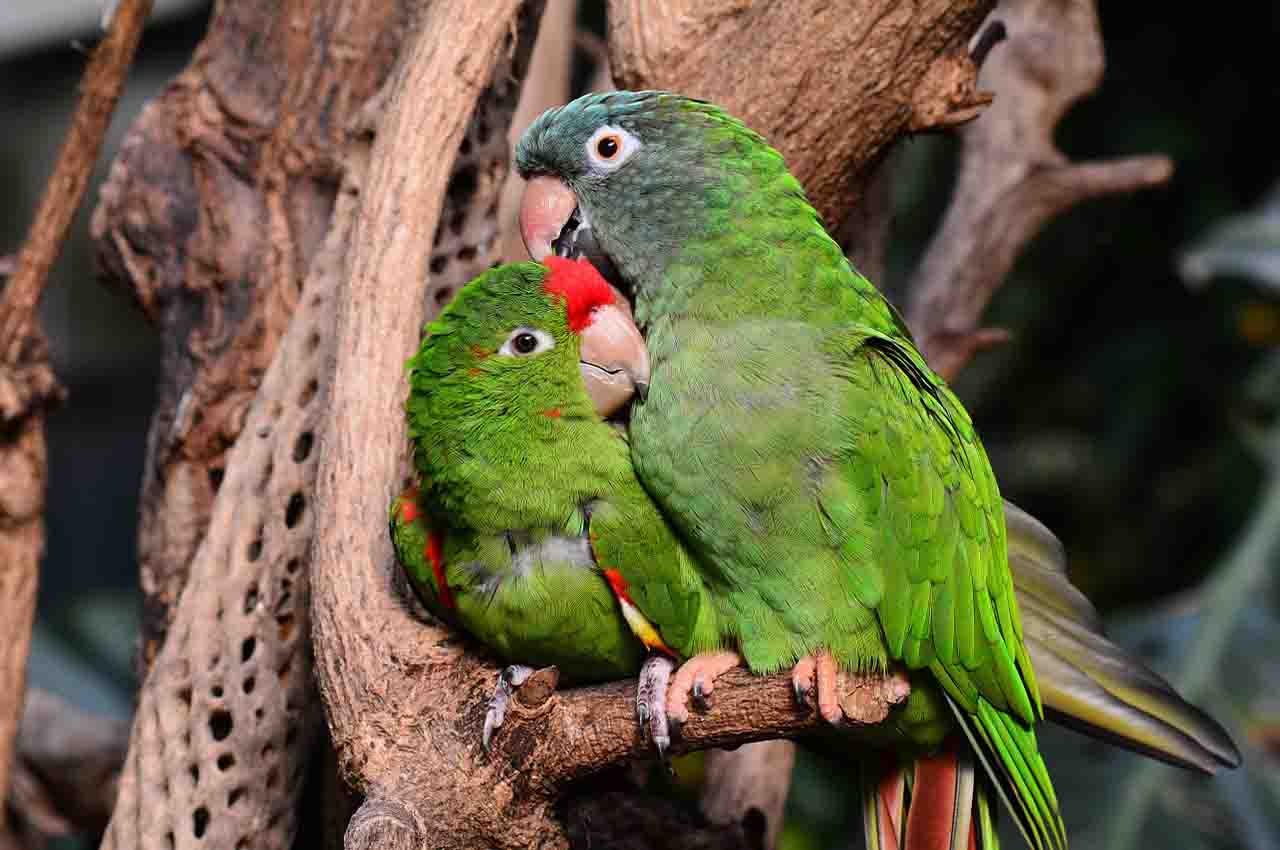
[508,91,1239,850]
[390,258,724,748]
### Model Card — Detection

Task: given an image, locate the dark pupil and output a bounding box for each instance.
[513,332,538,354]
[597,136,619,158]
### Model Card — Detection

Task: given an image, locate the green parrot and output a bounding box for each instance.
[508,91,1239,850]
[391,255,1238,850]
[390,257,723,747]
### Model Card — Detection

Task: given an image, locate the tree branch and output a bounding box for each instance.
[905,0,1173,379]
[0,0,152,829]
[606,0,995,230]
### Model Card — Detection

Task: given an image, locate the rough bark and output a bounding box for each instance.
[0,0,152,831]
[92,0,414,670]
[607,0,995,230]
[91,3,415,850]
[905,0,1173,379]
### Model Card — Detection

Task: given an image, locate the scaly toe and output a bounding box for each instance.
[637,654,675,758]
[482,664,534,753]
[666,650,743,729]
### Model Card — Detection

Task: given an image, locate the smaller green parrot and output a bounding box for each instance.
[390,257,722,747]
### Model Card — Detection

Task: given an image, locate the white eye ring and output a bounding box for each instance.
[584,125,641,173]
[498,326,555,357]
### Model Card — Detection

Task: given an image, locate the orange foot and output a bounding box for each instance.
[665,650,744,728]
[791,650,911,727]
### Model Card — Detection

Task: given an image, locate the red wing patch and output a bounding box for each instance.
[426,529,454,610]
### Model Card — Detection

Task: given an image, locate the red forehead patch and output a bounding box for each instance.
[542,256,615,333]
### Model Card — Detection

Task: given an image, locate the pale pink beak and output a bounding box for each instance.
[520,175,579,261]
[578,303,650,417]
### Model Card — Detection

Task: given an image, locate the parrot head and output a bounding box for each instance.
[407,257,649,448]
[515,91,796,310]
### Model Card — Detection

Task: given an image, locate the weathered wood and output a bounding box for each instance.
[906,0,1172,378]
[607,0,995,230]
[0,0,152,830]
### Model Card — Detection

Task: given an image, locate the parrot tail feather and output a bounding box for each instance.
[861,754,905,850]
[903,744,974,850]
[945,696,1067,850]
[862,747,1003,850]
[1005,500,1241,774]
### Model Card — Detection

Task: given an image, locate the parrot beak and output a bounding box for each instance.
[520,175,625,291]
[579,303,650,417]
[520,175,578,261]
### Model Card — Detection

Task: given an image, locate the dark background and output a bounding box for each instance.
[3,2,1276,848]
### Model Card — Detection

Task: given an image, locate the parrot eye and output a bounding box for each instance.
[584,125,640,173]
[498,326,555,358]
[596,135,620,159]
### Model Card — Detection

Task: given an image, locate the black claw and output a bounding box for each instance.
[792,678,812,710]
[692,677,711,712]
[653,734,670,762]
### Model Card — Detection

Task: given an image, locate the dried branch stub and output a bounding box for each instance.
[905,0,1173,378]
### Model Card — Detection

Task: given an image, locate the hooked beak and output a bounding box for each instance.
[520,176,578,262]
[579,303,650,418]
[520,175,624,289]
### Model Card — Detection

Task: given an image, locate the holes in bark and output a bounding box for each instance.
[434,286,454,307]
[457,245,477,263]
[266,767,279,789]
[217,753,235,771]
[306,330,321,353]
[447,209,466,236]
[189,763,199,785]
[208,466,224,490]
[285,557,301,574]
[243,676,256,694]
[277,614,296,642]
[429,255,448,275]
[243,584,259,614]
[193,807,209,839]
[262,742,276,759]
[229,786,245,807]
[209,710,233,741]
[285,492,306,528]
[247,538,263,562]
[447,164,477,202]
[299,378,318,408]
[293,431,314,462]
[259,461,274,492]
[241,636,256,663]
[166,832,175,850]
[177,687,192,706]
[211,684,223,699]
